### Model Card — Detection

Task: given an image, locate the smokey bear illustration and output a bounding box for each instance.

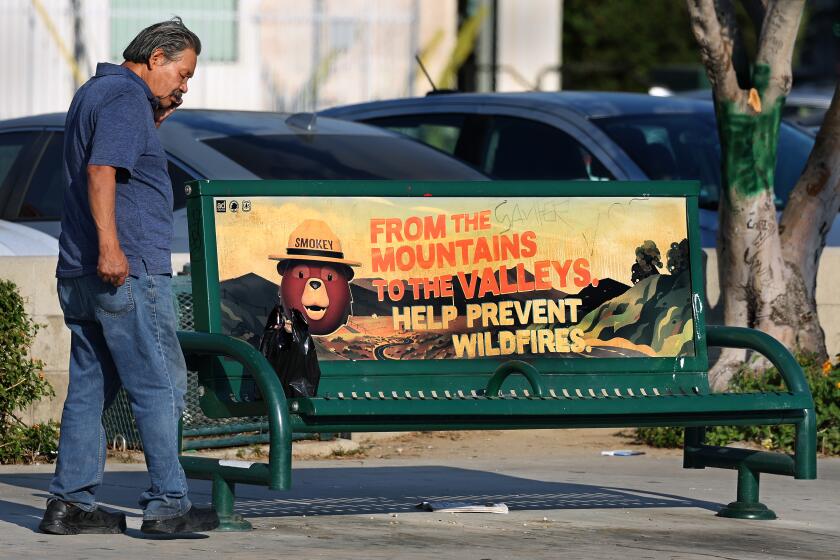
[269,219,361,335]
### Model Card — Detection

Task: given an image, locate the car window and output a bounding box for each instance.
[201,133,485,180]
[19,132,64,219]
[17,134,197,218]
[0,132,32,187]
[481,116,613,181]
[783,104,828,129]
[364,114,466,154]
[168,160,194,211]
[594,114,814,210]
[774,124,814,204]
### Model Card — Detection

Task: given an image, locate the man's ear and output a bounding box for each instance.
[148,48,167,69]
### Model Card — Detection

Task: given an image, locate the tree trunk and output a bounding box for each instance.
[775,82,840,356]
[713,83,793,387]
[687,0,807,390]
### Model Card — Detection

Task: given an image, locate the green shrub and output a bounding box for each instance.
[635,353,840,455]
[1,423,59,464]
[0,279,58,464]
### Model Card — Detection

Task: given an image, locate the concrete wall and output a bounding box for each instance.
[704,247,840,359]
[4,248,840,425]
[816,248,840,356]
[0,256,70,426]
[0,254,189,426]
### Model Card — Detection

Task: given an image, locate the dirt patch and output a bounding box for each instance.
[346,428,679,461]
[107,428,679,464]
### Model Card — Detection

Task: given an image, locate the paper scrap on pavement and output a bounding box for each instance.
[416,501,509,513]
[600,450,645,456]
[219,459,256,468]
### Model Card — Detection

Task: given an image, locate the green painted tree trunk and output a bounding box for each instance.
[686,1,833,389]
[713,70,827,387]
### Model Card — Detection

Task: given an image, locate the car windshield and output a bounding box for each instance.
[593,113,814,210]
[201,133,485,180]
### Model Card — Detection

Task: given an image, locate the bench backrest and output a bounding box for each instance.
[185,180,708,417]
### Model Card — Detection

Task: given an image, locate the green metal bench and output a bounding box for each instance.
[179,180,816,530]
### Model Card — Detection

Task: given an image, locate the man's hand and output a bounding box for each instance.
[154,98,182,128]
[98,243,129,286]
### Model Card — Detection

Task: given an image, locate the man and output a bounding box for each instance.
[40,17,219,535]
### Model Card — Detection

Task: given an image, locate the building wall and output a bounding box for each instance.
[0,0,568,119]
[496,0,561,91]
[0,0,461,120]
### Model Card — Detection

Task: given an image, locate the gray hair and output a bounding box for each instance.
[122,16,201,64]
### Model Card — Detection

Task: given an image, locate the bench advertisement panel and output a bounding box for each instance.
[212,196,695,361]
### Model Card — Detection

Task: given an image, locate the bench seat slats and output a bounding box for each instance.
[291,392,810,417]
[314,385,706,404]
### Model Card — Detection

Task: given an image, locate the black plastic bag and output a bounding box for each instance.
[259,304,321,398]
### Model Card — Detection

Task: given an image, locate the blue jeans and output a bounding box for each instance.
[50,270,191,520]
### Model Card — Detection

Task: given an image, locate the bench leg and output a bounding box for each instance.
[683,427,706,469]
[212,475,253,531]
[717,466,776,520]
[795,408,818,479]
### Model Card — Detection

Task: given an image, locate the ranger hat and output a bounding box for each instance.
[268,219,361,267]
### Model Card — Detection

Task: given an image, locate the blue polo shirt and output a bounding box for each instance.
[57,62,173,278]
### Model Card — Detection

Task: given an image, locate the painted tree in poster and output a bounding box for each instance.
[686,0,840,389]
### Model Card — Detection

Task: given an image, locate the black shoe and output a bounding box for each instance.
[140,506,219,534]
[38,499,127,535]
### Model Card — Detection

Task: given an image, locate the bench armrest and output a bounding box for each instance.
[176,331,291,490]
[486,360,545,397]
[705,325,813,399]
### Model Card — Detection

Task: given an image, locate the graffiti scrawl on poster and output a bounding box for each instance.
[213,196,696,361]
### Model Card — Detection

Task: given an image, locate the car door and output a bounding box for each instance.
[8,130,65,237]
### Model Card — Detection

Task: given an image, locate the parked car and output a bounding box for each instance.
[322,91,824,246]
[0,219,58,256]
[0,110,487,254]
[782,85,833,133]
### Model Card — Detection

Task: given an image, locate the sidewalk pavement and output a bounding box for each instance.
[1,452,838,560]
